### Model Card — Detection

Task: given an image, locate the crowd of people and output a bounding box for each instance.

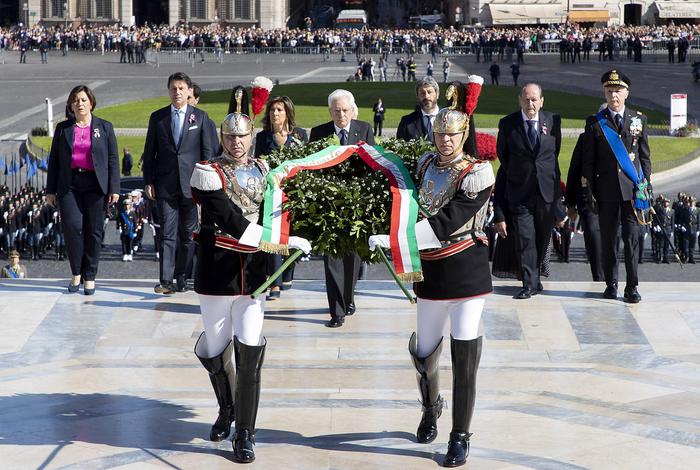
[1,21,698,61]
[0,184,160,267]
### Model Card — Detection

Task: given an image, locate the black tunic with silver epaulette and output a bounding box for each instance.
[414,154,495,300]
[191,159,268,296]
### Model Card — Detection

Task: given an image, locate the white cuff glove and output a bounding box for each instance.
[288,236,312,254]
[368,234,390,251]
[681,226,687,232]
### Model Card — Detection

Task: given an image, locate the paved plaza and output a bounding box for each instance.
[1,50,700,469]
[0,279,699,469]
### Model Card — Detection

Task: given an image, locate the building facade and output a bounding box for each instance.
[17,0,288,28]
[472,0,699,27]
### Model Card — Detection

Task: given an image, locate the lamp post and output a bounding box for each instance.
[23,2,29,28]
[64,1,68,29]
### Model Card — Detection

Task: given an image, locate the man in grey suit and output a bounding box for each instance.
[309,89,375,327]
[143,72,218,294]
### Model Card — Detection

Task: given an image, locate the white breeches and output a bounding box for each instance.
[198,294,265,356]
[416,297,485,357]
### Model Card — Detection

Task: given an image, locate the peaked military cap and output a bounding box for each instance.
[601,69,630,89]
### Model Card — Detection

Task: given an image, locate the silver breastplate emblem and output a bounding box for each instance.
[216,156,267,222]
[419,157,463,216]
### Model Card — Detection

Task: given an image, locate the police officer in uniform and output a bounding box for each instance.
[370,76,493,467]
[189,86,311,463]
[581,70,652,303]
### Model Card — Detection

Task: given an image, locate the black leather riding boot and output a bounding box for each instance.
[194,333,235,442]
[232,336,266,464]
[409,332,444,444]
[444,336,482,468]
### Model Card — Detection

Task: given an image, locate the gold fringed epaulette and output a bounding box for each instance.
[259,240,290,256]
[397,271,424,283]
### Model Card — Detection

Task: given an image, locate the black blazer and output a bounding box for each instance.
[495,110,562,214]
[142,104,218,199]
[253,127,308,158]
[581,107,651,202]
[308,119,375,145]
[46,116,120,197]
[396,106,480,158]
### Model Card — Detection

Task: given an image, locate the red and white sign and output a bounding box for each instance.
[670,93,687,134]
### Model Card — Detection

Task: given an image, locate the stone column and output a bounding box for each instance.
[119,0,133,25]
[169,0,181,25]
[26,0,41,26]
[258,0,287,29]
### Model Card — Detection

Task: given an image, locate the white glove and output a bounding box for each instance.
[368,234,390,251]
[288,236,312,254]
[681,226,687,232]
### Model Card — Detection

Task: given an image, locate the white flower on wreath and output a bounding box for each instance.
[629,116,643,136]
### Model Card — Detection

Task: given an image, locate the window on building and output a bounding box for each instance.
[190,0,207,19]
[95,0,112,18]
[216,0,232,20]
[77,0,90,18]
[235,0,252,19]
[45,0,66,18]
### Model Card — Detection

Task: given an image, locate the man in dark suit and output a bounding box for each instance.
[143,72,218,295]
[581,70,651,303]
[397,76,481,158]
[494,83,564,299]
[309,89,375,328]
[397,77,440,144]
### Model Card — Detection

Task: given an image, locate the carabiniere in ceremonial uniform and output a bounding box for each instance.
[188,84,310,464]
[370,76,494,468]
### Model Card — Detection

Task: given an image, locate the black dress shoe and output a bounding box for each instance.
[67,282,80,293]
[623,288,642,304]
[175,276,188,292]
[514,287,536,299]
[84,286,96,296]
[346,302,356,316]
[603,283,618,299]
[536,282,544,293]
[325,317,344,328]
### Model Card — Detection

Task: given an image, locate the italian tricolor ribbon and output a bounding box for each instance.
[260,143,423,282]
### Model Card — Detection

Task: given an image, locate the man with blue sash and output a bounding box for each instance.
[1,250,28,279]
[581,70,652,303]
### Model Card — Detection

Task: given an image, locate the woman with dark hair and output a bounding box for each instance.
[253,96,308,300]
[46,85,120,295]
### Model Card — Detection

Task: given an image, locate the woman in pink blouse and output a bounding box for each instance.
[46,85,120,295]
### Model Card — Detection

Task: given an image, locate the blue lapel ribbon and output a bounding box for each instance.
[596,111,649,209]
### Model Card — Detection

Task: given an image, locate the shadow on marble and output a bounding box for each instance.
[257,429,438,462]
[264,315,330,326]
[0,393,239,465]
[90,300,201,315]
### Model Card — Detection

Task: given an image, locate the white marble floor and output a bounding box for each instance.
[0,279,699,469]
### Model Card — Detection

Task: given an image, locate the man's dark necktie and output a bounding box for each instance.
[339,129,348,145]
[614,113,623,131]
[526,120,538,149]
[424,115,434,143]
